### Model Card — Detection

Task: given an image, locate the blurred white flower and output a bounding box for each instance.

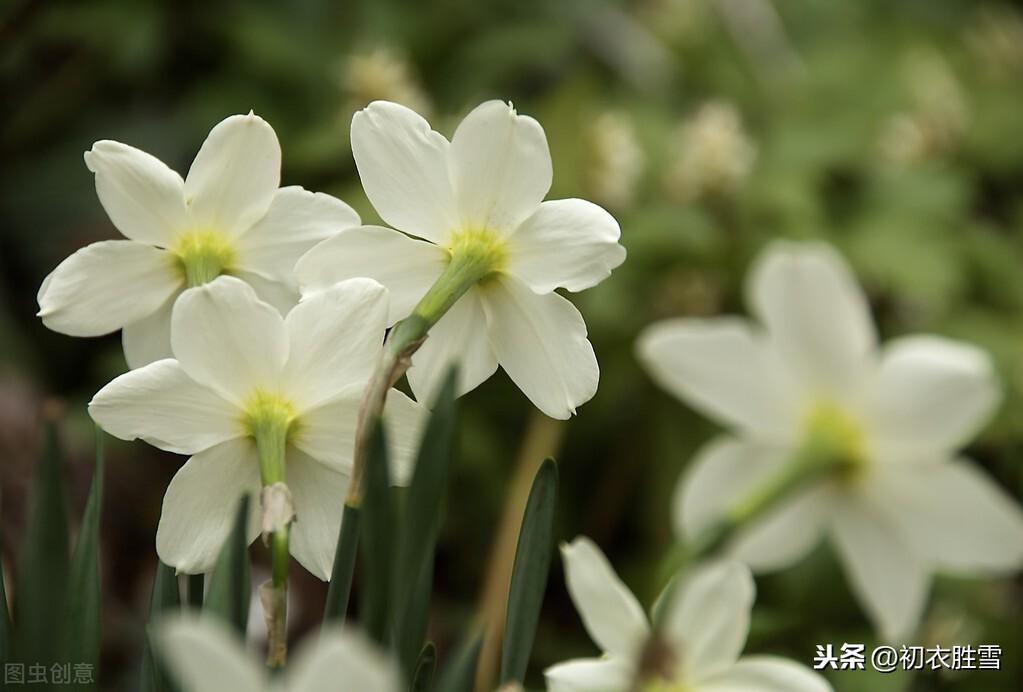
[585,111,645,210]
[297,100,626,419]
[637,240,1023,641]
[37,113,360,368]
[340,46,431,116]
[545,537,832,692]
[663,101,756,203]
[89,276,424,577]
[158,614,401,692]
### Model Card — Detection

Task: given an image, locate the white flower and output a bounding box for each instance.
[295,100,626,419]
[637,240,1023,641]
[38,113,360,368]
[157,614,401,692]
[88,276,424,578]
[545,537,832,692]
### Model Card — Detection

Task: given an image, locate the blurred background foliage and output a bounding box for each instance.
[2,0,1023,689]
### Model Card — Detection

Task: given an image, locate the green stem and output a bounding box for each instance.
[323,503,361,624]
[253,419,291,667]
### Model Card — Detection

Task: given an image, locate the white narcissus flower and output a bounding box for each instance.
[637,240,1023,641]
[158,614,401,692]
[295,100,626,420]
[38,113,360,368]
[88,276,424,578]
[545,537,832,692]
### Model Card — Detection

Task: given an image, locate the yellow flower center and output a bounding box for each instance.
[242,390,298,485]
[802,401,868,480]
[444,227,507,282]
[173,229,236,287]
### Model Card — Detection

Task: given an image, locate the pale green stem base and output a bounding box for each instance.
[254,419,291,667]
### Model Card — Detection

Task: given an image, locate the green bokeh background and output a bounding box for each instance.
[1,0,1022,689]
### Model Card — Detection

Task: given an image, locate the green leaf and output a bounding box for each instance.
[65,429,106,687]
[435,631,483,692]
[15,419,70,665]
[204,495,251,635]
[500,458,558,686]
[410,641,437,692]
[360,422,395,645]
[0,492,11,663]
[140,561,181,692]
[323,503,361,624]
[394,368,458,674]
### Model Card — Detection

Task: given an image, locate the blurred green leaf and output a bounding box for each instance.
[500,458,558,685]
[436,631,483,692]
[140,561,181,692]
[410,641,437,692]
[186,574,204,608]
[0,492,11,663]
[204,495,251,635]
[360,423,395,645]
[323,503,361,624]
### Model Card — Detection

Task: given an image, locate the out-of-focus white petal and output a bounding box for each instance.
[37,240,182,337]
[544,658,633,692]
[697,656,833,692]
[506,199,625,293]
[449,100,552,235]
[185,113,281,236]
[171,276,288,405]
[296,226,447,325]
[89,359,241,455]
[559,537,649,659]
[674,438,830,573]
[288,627,402,692]
[156,438,262,575]
[407,290,497,403]
[662,561,753,680]
[637,318,799,439]
[231,270,300,317]
[122,293,177,368]
[287,450,351,581]
[868,336,1000,459]
[829,494,930,642]
[84,140,190,246]
[870,461,1023,573]
[234,186,360,284]
[482,277,598,419]
[283,278,388,410]
[748,241,876,401]
[350,102,458,243]
[157,615,266,692]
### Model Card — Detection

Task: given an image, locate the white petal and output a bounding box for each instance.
[407,290,497,403]
[870,461,1023,573]
[449,100,552,235]
[544,658,633,692]
[37,240,183,337]
[748,241,876,399]
[662,561,753,679]
[122,292,177,368]
[171,276,288,405]
[868,336,1000,459]
[234,186,360,284]
[674,438,830,573]
[697,656,833,692]
[829,494,930,641]
[287,450,351,581]
[482,277,598,419]
[295,226,446,325]
[350,102,458,243]
[637,319,799,439]
[283,278,388,410]
[156,438,262,574]
[157,615,266,692]
[559,537,649,659]
[185,113,281,236]
[89,359,241,455]
[288,627,402,692]
[231,269,300,316]
[506,199,626,293]
[84,140,190,246]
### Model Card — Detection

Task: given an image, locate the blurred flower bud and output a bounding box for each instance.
[584,111,645,210]
[340,46,431,117]
[663,101,756,203]
[966,6,1023,78]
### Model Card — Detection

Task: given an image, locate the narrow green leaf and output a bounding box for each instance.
[394,368,458,674]
[186,573,204,608]
[140,561,181,692]
[410,641,437,692]
[435,632,483,692]
[65,429,106,687]
[15,419,70,665]
[360,423,394,645]
[204,495,251,635]
[0,491,11,663]
[500,458,558,685]
[323,503,361,624]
